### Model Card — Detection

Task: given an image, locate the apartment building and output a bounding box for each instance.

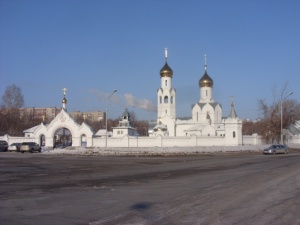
[20,107,61,121]
[70,111,105,122]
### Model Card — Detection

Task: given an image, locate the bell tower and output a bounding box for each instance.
[157,48,176,119]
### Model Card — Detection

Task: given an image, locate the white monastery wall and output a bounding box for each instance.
[288,135,300,144]
[2,134,300,149]
[242,134,263,145]
[0,135,38,145]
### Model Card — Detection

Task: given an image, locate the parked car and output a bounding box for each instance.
[263,144,288,154]
[8,143,22,152]
[0,140,9,151]
[20,142,42,153]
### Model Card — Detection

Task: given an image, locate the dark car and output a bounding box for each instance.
[20,142,42,153]
[0,140,9,151]
[8,143,22,152]
[263,144,288,154]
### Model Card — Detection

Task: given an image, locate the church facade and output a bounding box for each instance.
[151,49,242,146]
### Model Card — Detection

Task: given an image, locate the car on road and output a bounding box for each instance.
[20,142,42,153]
[263,144,288,154]
[0,140,9,151]
[8,143,22,152]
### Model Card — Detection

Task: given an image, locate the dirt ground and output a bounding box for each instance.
[1,151,300,225]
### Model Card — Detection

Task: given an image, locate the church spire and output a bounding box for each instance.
[62,87,67,110]
[228,96,238,118]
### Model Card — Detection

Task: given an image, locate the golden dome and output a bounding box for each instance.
[199,70,213,87]
[62,97,67,104]
[160,62,173,77]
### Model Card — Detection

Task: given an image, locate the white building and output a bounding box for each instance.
[113,108,138,137]
[287,120,300,144]
[152,49,243,145]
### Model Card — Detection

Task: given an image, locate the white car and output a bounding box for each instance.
[20,142,42,153]
[8,143,22,152]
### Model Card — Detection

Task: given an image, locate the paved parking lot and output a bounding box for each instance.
[1,151,300,225]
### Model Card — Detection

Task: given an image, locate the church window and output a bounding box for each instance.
[206,90,208,97]
[160,96,162,104]
[171,96,173,104]
[164,96,168,103]
[233,131,236,138]
[165,80,167,86]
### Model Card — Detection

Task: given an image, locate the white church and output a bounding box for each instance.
[1,49,250,148]
[151,49,242,145]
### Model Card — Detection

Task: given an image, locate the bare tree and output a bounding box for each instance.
[257,83,299,144]
[1,84,24,108]
[0,85,26,135]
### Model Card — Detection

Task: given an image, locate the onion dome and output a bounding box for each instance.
[62,97,67,104]
[160,48,173,77]
[199,70,213,87]
[199,54,213,87]
[160,62,173,77]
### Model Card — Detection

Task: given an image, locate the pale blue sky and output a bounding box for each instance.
[1,0,299,120]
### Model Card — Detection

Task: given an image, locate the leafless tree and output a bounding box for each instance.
[257,83,299,144]
[0,85,26,135]
[1,84,24,108]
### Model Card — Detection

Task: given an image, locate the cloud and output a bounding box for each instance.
[90,89,156,112]
[124,93,156,112]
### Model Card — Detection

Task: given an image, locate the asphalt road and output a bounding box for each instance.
[0,151,300,225]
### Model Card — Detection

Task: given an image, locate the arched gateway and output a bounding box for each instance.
[23,89,94,149]
[26,108,94,148]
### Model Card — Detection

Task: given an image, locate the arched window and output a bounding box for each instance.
[40,134,45,146]
[233,131,236,138]
[164,96,168,103]
[159,96,162,104]
[165,80,167,86]
[171,96,173,103]
[81,134,87,146]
